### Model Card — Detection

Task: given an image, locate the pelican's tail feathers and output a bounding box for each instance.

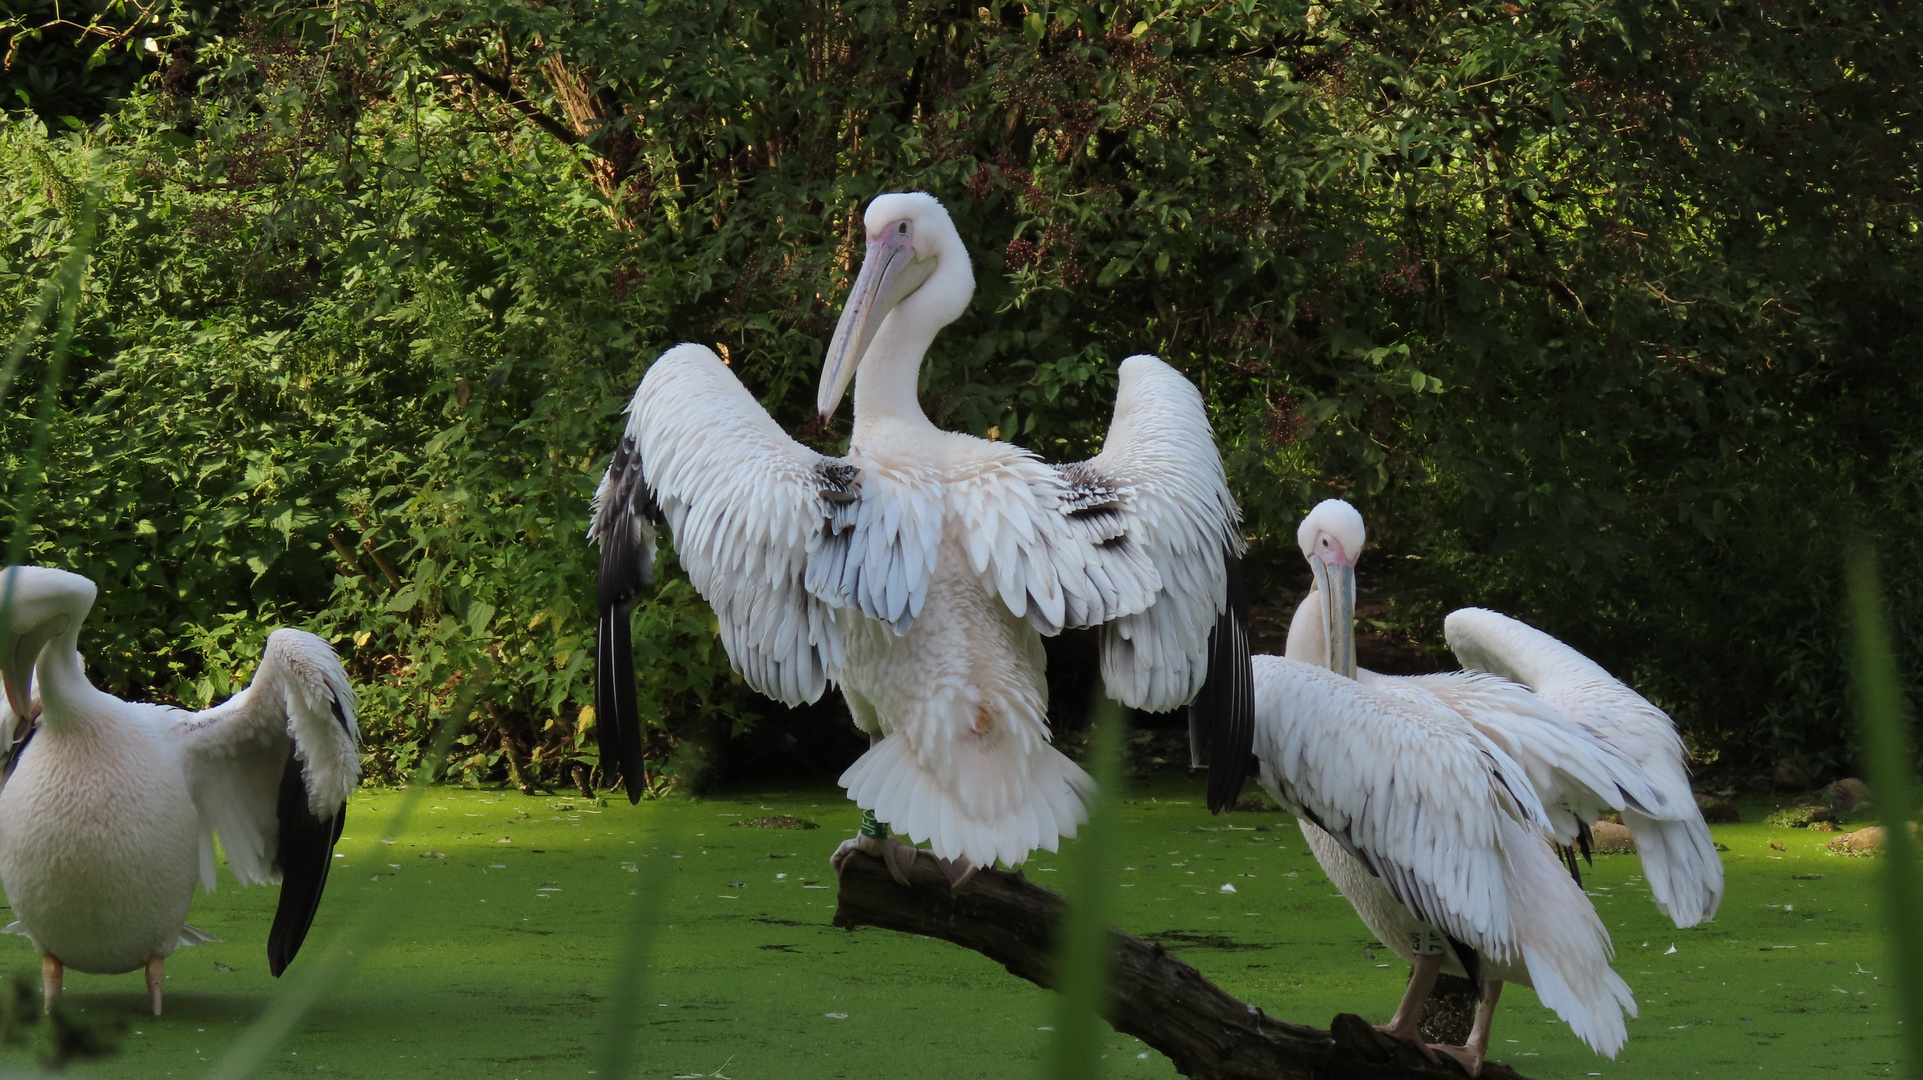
[1502,813,1635,1058]
[840,727,1094,870]
[1623,808,1724,928]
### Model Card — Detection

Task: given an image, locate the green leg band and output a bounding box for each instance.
[858,808,889,840]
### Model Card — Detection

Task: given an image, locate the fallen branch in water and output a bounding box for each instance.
[831,849,1531,1080]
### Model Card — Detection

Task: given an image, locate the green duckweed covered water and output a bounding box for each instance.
[5,779,1902,1078]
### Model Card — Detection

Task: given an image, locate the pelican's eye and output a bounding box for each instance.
[896,221,908,235]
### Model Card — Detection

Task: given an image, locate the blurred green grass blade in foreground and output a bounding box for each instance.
[4,176,94,569]
[204,685,478,1080]
[0,170,95,753]
[1044,698,1127,1080]
[1847,548,1923,1077]
[597,811,675,1079]
[0,190,92,421]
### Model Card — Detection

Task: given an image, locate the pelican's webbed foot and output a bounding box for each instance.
[1425,977,1503,1078]
[830,832,919,886]
[831,809,919,886]
[1427,1043,1483,1077]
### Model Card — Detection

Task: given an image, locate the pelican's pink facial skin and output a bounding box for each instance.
[1310,531,1358,570]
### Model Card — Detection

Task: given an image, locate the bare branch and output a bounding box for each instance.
[445,56,581,148]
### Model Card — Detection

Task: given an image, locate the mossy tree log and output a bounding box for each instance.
[831,849,1529,1080]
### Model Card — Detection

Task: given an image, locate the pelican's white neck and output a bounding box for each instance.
[36,623,114,733]
[850,317,937,440]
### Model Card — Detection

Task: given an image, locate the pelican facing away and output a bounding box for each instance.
[591,191,1252,878]
[0,566,360,1014]
[1253,501,1649,1074]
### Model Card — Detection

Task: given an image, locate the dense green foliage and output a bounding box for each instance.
[0,0,1916,789]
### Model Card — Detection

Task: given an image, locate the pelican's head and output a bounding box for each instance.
[1296,499,1365,679]
[0,566,93,717]
[818,191,975,417]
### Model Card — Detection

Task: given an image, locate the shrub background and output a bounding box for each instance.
[1,0,1917,791]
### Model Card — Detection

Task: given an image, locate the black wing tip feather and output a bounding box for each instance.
[592,435,655,805]
[1445,934,1486,999]
[1558,820,1596,886]
[1199,547,1255,815]
[266,747,345,978]
[595,600,647,805]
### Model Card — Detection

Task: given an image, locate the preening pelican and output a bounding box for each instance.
[1288,499,1723,926]
[0,566,360,1014]
[1253,500,1643,1074]
[591,191,1252,879]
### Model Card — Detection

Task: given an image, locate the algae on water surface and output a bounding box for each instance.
[4,782,1901,1079]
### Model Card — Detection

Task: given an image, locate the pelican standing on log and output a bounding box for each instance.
[0,566,360,1014]
[591,191,1253,880]
[1284,499,1723,925]
[1251,501,1648,1074]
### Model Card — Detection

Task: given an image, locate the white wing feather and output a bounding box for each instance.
[1074,355,1243,710]
[622,344,944,705]
[1252,656,1549,964]
[1444,607,1724,926]
[1374,670,1671,843]
[170,629,360,890]
[1257,655,1636,1053]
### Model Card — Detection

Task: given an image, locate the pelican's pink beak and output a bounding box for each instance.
[1309,537,1358,679]
[818,218,936,417]
[1,624,34,719]
[0,569,66,719]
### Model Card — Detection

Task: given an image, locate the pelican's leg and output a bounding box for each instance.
[145,955,165,1016]
[1377,951,1442,1058]
[39,954,61,1014]
[1430,979,1502,1078]
[830,809,919,886]
[829,730,920,887]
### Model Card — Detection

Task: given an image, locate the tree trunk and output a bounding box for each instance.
[831,849,1530,1080]
[540,54,641,224]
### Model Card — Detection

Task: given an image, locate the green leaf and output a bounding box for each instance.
[467,600,497,636]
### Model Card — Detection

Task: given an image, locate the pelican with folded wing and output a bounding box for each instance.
[0,566,360,1014]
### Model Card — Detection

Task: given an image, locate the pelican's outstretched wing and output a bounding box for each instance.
[1063,356,1250,810]
[590,344,944,797]
[1444,607,1724,927]
[169,629,359,976]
